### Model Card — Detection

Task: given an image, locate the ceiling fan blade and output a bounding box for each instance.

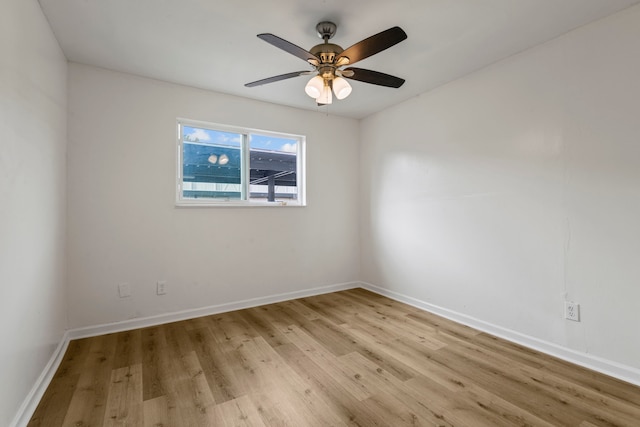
[336,26,407,65]
[257,33,319,64]
[343,68,405,88]
[245,71,311,87]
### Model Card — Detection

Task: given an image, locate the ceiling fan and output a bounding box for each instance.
[245,21,407,105]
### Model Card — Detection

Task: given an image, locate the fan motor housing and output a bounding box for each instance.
[310,43,343,64]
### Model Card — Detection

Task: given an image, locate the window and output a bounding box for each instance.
[176,119,305,206]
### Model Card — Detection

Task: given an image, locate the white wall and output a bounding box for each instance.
[67,64,360,328]
[0,0,68,425]
[361,4,640,372]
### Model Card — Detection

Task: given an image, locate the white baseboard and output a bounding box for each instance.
[67,281,359,339]
[9,335,70,427]
[360,281,640,388]
[11,281,359,427]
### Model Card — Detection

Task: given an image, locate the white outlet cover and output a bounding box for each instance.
[564,301,580,322]
[157,281,167,295]
[118,282,131,298]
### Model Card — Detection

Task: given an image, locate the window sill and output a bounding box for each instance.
[175,200,305,208]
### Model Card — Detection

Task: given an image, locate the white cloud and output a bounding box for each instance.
[219,134,242,144]
[186,128,211,142]
[281,142,297,153]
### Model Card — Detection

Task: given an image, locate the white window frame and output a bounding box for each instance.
[176,118,306,207]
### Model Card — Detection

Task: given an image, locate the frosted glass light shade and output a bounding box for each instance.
[305,76,324,98]
[316,84,332,104]
[332,77,352,100]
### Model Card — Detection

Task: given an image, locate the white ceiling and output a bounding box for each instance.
[38,0,639,119]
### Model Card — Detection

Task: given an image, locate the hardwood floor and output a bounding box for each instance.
[29,288,640,426]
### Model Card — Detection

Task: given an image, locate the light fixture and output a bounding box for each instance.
[304,75,324,98]
[332,76,352,100]
[218,154,229,165]
[316,82,332,105]
[207,154,218,164]
[305,73,352,105]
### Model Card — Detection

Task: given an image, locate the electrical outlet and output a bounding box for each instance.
[564,301,580,322]
[157,281,167,295]
[118,282,131,298]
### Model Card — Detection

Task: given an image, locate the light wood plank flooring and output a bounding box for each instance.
[29,288,640,426]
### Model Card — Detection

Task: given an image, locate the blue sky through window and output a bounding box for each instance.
[183,126,240,147]
[183,126,296,153]
[250,134,297,153]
